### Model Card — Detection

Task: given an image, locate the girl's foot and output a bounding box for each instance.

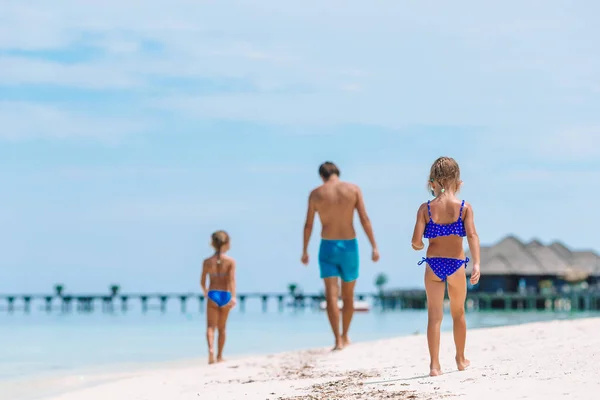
[341,335,351,347]
[456,356,470,371]
[430,362,443,376]
[332,338,344,351]
[208,351,216,365]
[216,356,226,363]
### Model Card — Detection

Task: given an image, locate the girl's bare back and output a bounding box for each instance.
[204,255,234,292]
[425,197,472,259]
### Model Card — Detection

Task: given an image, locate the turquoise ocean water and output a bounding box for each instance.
[1,298,598,385]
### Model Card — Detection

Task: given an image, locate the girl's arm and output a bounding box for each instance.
[229,260,237,297]
[228,260,237,306]
[411,203,427,250]
[200,260,208,297]
[463,203,481,284]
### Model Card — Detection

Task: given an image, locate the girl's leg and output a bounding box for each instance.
[206,302,219,364]
[447,268,470,370]
[216,305,232,362]
[424,267,446,376]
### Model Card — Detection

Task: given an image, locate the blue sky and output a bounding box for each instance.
[1,1,599,296]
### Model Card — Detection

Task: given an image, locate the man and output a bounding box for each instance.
[301,161,379,350]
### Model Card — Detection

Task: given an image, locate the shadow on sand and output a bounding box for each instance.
[364,368,468,385]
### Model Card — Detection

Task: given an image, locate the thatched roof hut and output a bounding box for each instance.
[465,235,600,278]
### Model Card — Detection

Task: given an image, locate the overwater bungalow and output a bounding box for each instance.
[466,236,600,294]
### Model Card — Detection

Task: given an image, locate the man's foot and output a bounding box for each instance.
[208,352,215,365]
[456,356,470,371]
[332,338,344,351]
[341,335,351,347]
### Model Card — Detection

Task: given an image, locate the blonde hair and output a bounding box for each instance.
[211,230,230,265]
[428,157,461,193]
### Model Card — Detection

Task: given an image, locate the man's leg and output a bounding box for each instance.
[341,279,356,346]
[339,240,359,347]
[323,277,343,350]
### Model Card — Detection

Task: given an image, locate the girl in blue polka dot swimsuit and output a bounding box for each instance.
[411,156,481,377]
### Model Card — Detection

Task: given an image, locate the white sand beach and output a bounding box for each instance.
[10,317,600,400]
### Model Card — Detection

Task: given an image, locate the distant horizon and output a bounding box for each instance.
[1,232,597,296]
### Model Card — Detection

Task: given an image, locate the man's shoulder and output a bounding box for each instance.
[339,181,361,194]
[310,181,360,197]
[309,185,322,196]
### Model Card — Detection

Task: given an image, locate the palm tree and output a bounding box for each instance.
[374,273,388,294]
[54,284,64,297]
[110,284,121,297]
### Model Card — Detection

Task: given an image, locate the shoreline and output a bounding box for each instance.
[3,309,597,385]
[4,316,600,400]
[0,311,575,384]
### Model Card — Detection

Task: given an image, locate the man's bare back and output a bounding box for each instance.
[310,180,359,240]
[302,163,378,266]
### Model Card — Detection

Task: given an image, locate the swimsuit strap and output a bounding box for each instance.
[426,201,432,220]
[458,200,465,219]
[465,257,469,265]
[417,257,427,265]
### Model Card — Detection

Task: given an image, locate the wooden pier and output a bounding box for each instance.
[0,290,599,314]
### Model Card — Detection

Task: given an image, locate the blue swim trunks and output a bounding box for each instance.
[318,238,359,282]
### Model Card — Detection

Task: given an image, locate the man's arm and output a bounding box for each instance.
[355,186,377,250]
[303,191,317,255]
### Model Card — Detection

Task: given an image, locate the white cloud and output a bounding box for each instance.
[0,0,598,141]
[502,169,600,183]
[0,56,140,89]
[0,102,146,140]
[243,163,306,175]
[82,196,256,224]
[479,126,600,162]
[55,166,191,179]
[534,129,600,161]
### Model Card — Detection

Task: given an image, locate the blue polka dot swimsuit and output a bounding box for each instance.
[419,200,469,281]
[423,200,467,239]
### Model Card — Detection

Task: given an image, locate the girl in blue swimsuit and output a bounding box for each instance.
[411,157,481,377]
[200,230,237,364]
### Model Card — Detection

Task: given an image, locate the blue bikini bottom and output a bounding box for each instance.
[418,257,469,281]
[207,290,232,307]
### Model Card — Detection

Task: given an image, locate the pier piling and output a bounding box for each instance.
[61,296,73,313]
[44,296,52,313]
[159,296,168,313]
[23,296,31,313]
[239,295,246,312]
[7,296,14,313]
[179,296,187,313]
[120,296,128,312]
[140,296,148,313]
[261,295,268,312]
